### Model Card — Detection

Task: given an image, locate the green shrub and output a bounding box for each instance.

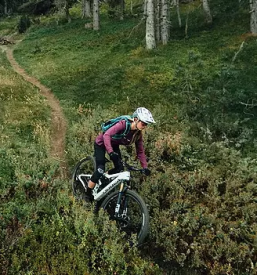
[137,140,257,274]
[17,15,31,33]
[7,192,161,275]
[5,5,257,274]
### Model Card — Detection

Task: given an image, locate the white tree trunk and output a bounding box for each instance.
[93,0,100,30]
[202,0,212,24]
[82,0,92,18]
[161,0,169,45]
[145,0,156,50]
[82,0,86,18]
[86,0,92,17]
[250,0,257,34]
[143,0,147,17]
[155,0,161,42]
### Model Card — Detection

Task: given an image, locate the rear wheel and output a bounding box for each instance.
[71,156,96,200]
[100,190,149,245]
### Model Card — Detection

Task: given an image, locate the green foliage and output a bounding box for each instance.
[0,49,161,274]
[139,140,257,274]
[0,50,57,274]
[0,16,19,36]
[2,2,257,274]
[7,201,160,274]
[210,0,249,18]
[66,107,257,274]
[0,149,16,187]
[17,15,31,33]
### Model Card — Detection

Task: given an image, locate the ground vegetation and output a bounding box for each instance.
[1,1,257,274]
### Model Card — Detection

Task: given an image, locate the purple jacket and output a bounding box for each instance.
[95,120,148,168]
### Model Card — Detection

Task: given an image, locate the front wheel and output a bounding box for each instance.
[71,156,96,201]
[100,190,149,245]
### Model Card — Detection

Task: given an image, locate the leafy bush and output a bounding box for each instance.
[17,15,31,33]
[5,188,160,275]
[0,51,161,274]
[5,4,257,273]
[137,136,257,274]
[65,104,257,274]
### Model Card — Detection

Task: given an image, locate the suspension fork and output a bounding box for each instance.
[114,181,129,218]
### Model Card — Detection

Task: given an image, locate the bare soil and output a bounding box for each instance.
[4,45,68,178]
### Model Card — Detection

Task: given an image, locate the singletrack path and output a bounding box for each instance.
[5,45,68,178]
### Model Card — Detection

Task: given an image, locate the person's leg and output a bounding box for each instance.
[108,146,124,174]
[86,143,106,201]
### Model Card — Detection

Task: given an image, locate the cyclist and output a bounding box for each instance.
[85,107,156,202]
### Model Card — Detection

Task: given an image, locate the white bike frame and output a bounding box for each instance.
[78,171,130,201]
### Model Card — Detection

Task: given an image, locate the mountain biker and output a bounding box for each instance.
[85,107,156,202]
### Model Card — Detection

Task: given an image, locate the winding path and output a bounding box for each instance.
[4,44,68,178]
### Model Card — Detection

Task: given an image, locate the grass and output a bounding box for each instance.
[0,46,53,225]
[0,42,79,275]
[14,11,257,152]
[6,4,255,167]
[0,45,58,190]
[2,4,257,273]
[0,17,19,36]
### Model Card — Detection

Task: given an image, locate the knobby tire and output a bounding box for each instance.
[100,189,149,245]
[71,155,96,200]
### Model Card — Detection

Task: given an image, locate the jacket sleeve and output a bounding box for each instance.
[103,120,126,154]
[135,134,148,168]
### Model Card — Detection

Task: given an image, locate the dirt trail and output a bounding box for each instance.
[5,46,68,178]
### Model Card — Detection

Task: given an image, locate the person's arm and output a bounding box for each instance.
[103,120,126,153]
[135,134,148,168]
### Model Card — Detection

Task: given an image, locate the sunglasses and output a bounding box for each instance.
[141,121,148,127]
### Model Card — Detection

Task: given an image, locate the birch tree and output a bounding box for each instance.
[161,0,169,44]
[250,0,257,34]
[143,0,147,16]
[145,0,156,49]
[202,0,212,24]
[54,0,74,22]
[93,0,99,30]
[82,0,92,18]
[155,0,161,42]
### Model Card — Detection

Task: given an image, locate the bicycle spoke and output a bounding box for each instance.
[71,156,96,201]
[101,190,149,244]
[73,180,87,200]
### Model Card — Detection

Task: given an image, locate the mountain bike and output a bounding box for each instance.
[71,156,150,245]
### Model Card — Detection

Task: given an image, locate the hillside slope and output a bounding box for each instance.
[1,7,257,274]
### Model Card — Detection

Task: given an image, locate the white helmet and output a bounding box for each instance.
[133,107,156,124]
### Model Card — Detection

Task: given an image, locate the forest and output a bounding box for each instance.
[1,0,257,274]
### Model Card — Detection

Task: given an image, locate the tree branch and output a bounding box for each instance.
[232,41,245,62]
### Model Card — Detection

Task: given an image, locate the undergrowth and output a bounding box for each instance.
[1,1,257,274]
[0,49,158,274]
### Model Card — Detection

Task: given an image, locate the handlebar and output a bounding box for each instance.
[121,160,151,176]
[105,156,148,175]
[121,160,143,172]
